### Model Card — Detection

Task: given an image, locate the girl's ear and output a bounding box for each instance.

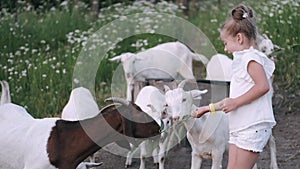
[236,33,244,44]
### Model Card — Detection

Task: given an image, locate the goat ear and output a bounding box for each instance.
[109,53,134,62]
[147,104,157,112]
[274,44,281,50]
[262,34,269,39]
[190,89,208,99]
[108,55,122,61]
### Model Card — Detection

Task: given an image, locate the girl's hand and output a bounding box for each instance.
[191,106,210,118]
[222,98,238,113]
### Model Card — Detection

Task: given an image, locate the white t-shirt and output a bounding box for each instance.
[229,47,276,132]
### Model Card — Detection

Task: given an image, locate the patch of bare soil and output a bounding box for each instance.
[92,81,300,169]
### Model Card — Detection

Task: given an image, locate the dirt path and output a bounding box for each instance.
[91,110,300,169]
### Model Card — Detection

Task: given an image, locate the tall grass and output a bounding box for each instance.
[0,3,94,117]
[0,0,299,117]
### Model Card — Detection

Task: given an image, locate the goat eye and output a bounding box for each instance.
[182,98,186,102]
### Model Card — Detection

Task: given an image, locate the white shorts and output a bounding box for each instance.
[229,124,272,153]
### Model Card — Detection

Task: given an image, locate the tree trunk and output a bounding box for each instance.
[90,0,99,17]
[73,0,78,11]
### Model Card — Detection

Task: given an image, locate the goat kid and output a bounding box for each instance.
[109,41,208,101]
[164,81,228,169]
[125,86,172,169]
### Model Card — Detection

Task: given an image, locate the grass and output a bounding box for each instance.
[0,0,299,117]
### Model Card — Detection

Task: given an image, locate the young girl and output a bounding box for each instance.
[191,4,276,169]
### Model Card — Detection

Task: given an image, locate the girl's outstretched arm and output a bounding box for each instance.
[191,99,225,118]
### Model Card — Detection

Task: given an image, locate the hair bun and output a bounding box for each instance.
[231,5,254,20]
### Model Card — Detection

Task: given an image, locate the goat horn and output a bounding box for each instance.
[178,79,193,88]
[105,97,130,106]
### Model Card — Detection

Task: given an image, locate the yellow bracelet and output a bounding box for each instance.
[209,103,216,114]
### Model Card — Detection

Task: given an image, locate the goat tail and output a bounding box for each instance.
[0,80,11,105]
[268,134,279,169]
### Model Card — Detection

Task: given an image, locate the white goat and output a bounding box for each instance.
[109,41,208,101]
[256,33,279,97]
[256,33,277,57]
[125,86,172,169]
[165,80,228,169]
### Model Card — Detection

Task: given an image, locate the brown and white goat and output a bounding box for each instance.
[0,82,161,169]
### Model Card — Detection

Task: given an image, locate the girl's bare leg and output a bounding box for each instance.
[227,144,259,169]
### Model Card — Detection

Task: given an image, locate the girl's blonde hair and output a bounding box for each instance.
[221,4,257,41]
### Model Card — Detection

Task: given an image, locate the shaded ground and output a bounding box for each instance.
[92,81,300,169]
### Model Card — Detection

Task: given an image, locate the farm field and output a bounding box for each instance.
[0,0,299,168]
